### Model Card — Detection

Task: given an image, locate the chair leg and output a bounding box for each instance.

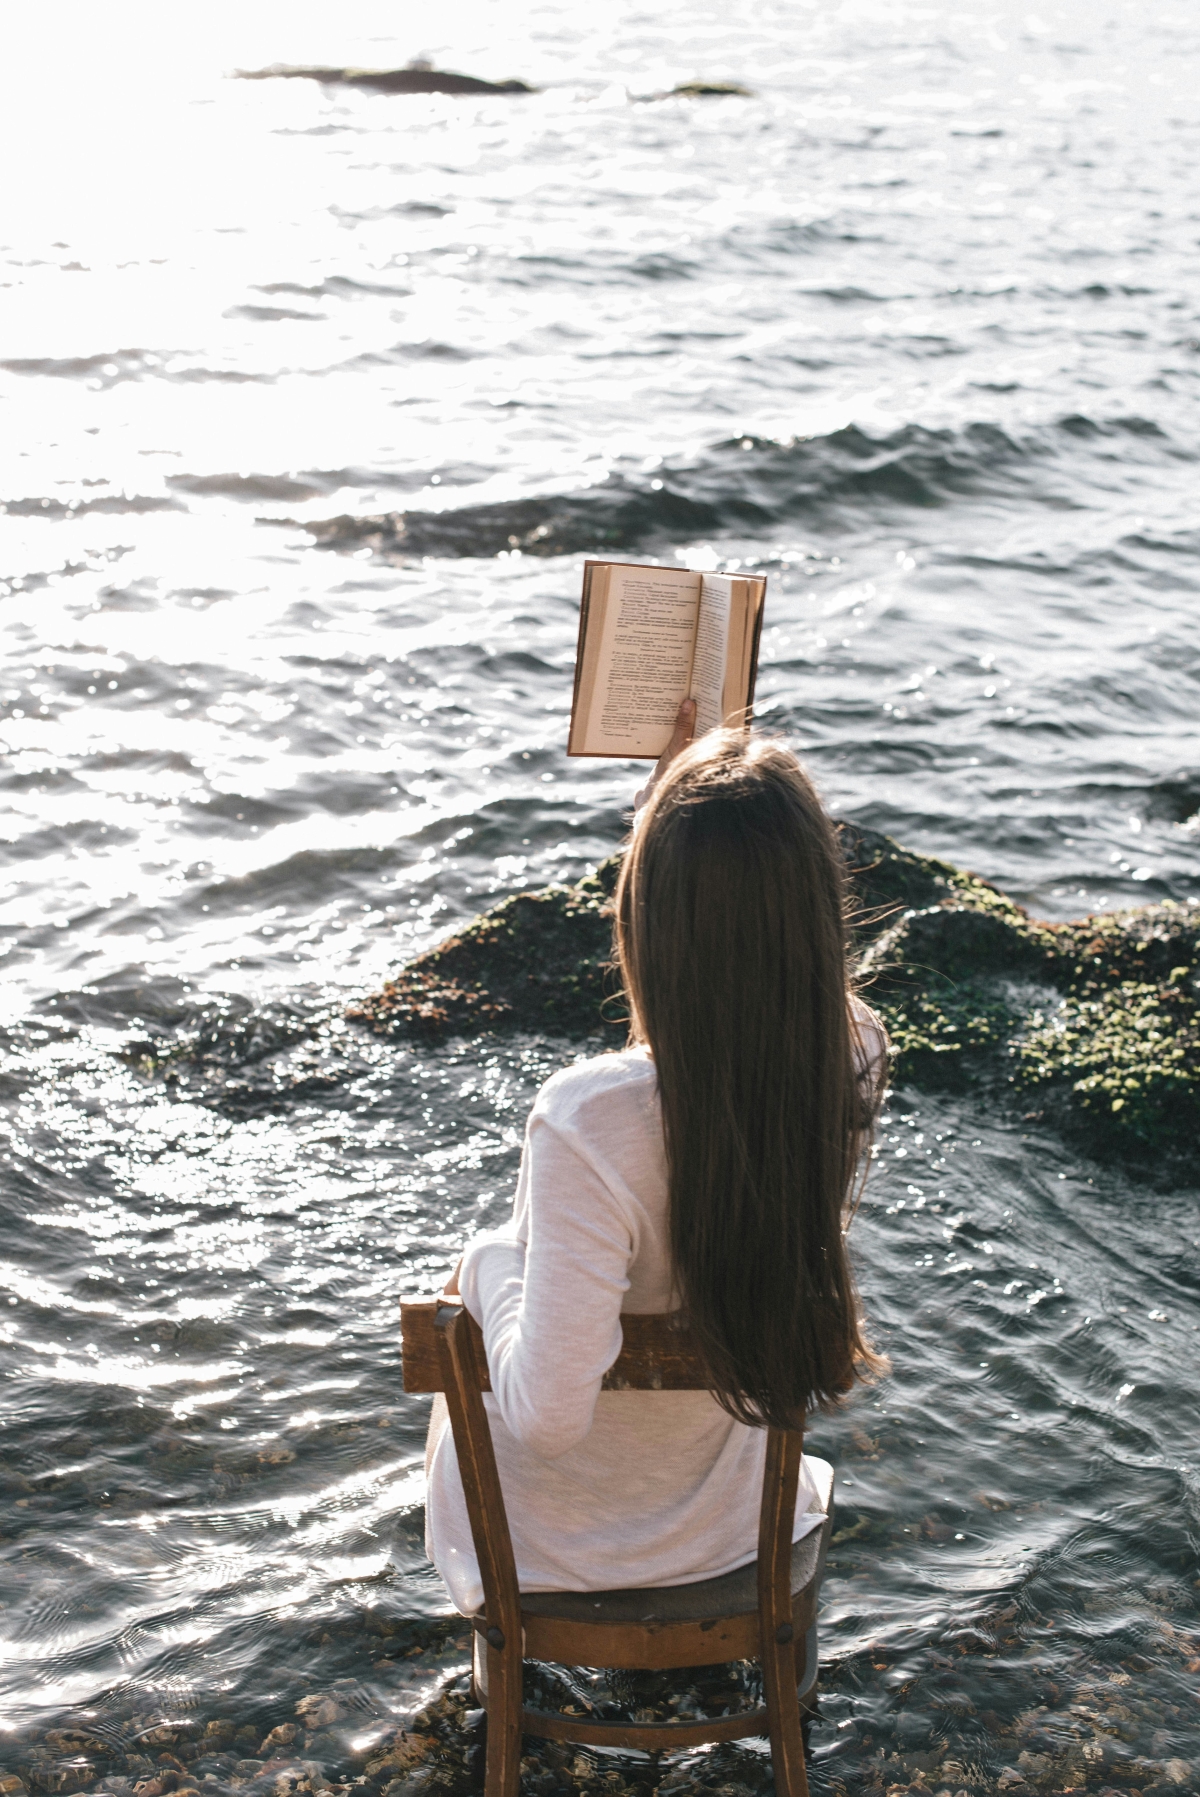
[794,1616,818,1713]
[796,1625,818,1749]
[762,1633,811,1797]
[483,1637,522,1797]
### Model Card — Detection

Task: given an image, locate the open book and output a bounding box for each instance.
[567,561,767,759]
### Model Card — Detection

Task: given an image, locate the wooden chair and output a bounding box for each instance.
[402,1297,832,1797]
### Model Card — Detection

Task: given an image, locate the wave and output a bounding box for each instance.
[256,272,421,296]
[0,494,180,519]
[1,350,154,383]
[0,351,272,389]
[168,472,336,503]
[223,303,326,324]
[1,469,441,519]
[282,414,1181,560]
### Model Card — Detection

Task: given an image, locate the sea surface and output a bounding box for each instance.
[1,0,1198,1790]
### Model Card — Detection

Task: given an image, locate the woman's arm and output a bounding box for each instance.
[458,1108,635,1461]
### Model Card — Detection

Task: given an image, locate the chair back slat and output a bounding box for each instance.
[401,1296,709,1393]
[598,1310,709,1389]
[434,1310,518,1608]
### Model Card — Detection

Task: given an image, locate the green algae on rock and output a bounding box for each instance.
[864,890,1200,1153]
[350,824,1200,1159]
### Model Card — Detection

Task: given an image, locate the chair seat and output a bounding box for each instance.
[508,1519,828,1628]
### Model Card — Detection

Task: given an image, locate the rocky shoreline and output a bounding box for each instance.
[348,824,1200,1171]
[0,1660,477,1797]
[3,1633,1193,1797]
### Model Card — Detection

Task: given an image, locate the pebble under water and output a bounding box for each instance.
[1,4,1198,1797]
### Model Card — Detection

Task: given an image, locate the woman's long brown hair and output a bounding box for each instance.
[614,730,886,1430]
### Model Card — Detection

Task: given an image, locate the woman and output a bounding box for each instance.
[425,714,887,1618]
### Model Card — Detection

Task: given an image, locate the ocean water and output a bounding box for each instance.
[1,0,1198,1789]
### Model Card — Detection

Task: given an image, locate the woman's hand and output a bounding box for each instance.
[633,697,696,811]
[443,1258,462,1297]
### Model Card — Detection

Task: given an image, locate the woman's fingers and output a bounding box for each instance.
[635,698,697,811]
[660,696,697,767]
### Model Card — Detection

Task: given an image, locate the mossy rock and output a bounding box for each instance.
[349,826,1200,1161]
[839,824,1024,936]
[348,825,939,1041]
[862,887,1200,1155]
[877,979,1024,1093]
[350,823,1025,1043]
[346,855,626,1039]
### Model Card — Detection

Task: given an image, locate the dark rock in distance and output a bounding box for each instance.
[664,80,755,98]
[237,64,535,96]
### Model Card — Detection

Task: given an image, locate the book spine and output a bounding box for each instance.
[566,562,597,755]
[745,580,767,722]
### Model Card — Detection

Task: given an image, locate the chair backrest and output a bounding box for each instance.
[401,1295,709,1393]
[401,1295,805,1663]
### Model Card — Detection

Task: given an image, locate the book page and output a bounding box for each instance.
[719,578,747,730]
[569,563,701,757]
[690,574,733,734]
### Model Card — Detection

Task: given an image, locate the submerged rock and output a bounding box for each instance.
[118,994,340,1118]
[350,824,1200,1162]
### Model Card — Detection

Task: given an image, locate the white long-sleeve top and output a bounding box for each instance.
[424,1036,883,1615]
